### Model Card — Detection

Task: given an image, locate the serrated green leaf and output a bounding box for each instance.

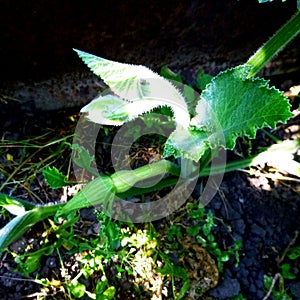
[74,49,190,128]
[193,65,292,150]
[74,49,157,100]
[166,65,292,161]
[43,166,71,188]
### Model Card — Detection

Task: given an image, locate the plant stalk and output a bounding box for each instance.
[246,11,300,77]
[110,159,180,193]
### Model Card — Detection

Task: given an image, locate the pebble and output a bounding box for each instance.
[250,223,266,238]
[249,283,257,294]
[46,256,57,268]
[256,289,265,299]
[208,278,241,299]
[230,219,246,235]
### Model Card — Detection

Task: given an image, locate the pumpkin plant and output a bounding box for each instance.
[0,11,300,255]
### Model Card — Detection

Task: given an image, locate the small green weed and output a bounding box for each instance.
[7,200,241,299]
[156,201,241,298]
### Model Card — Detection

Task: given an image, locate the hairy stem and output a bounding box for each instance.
[246,11,300,77]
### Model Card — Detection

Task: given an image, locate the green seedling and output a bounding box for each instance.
[157,202,241,298]
[0,11,300,259]
[188,202,241,271]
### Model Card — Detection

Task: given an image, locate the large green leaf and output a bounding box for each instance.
[74,49,190,128]
[194,66,292,150]
[165,66,292,160]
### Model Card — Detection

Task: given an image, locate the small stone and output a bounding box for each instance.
[231,219,246,235]
[46,256,56,268]
[243,257,254,267]
[250,224,266,238]
[240,277,250,287]
[223,206,241,220]
[9,237,27,252]
[238,267,249,279]
[256,290,265,299]
[208,278,241,299]
[256,271,265,289]
[249,283,257,293]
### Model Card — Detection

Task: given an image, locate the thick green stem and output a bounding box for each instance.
[118,158,254,198]
[1,138,298,254]
[246,11,300,77]
[111,159,180,193]
[119,139,300,197]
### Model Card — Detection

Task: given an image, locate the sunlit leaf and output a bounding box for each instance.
[70,281,86,298]
[164,126,210,160]
[74,49,190,128]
